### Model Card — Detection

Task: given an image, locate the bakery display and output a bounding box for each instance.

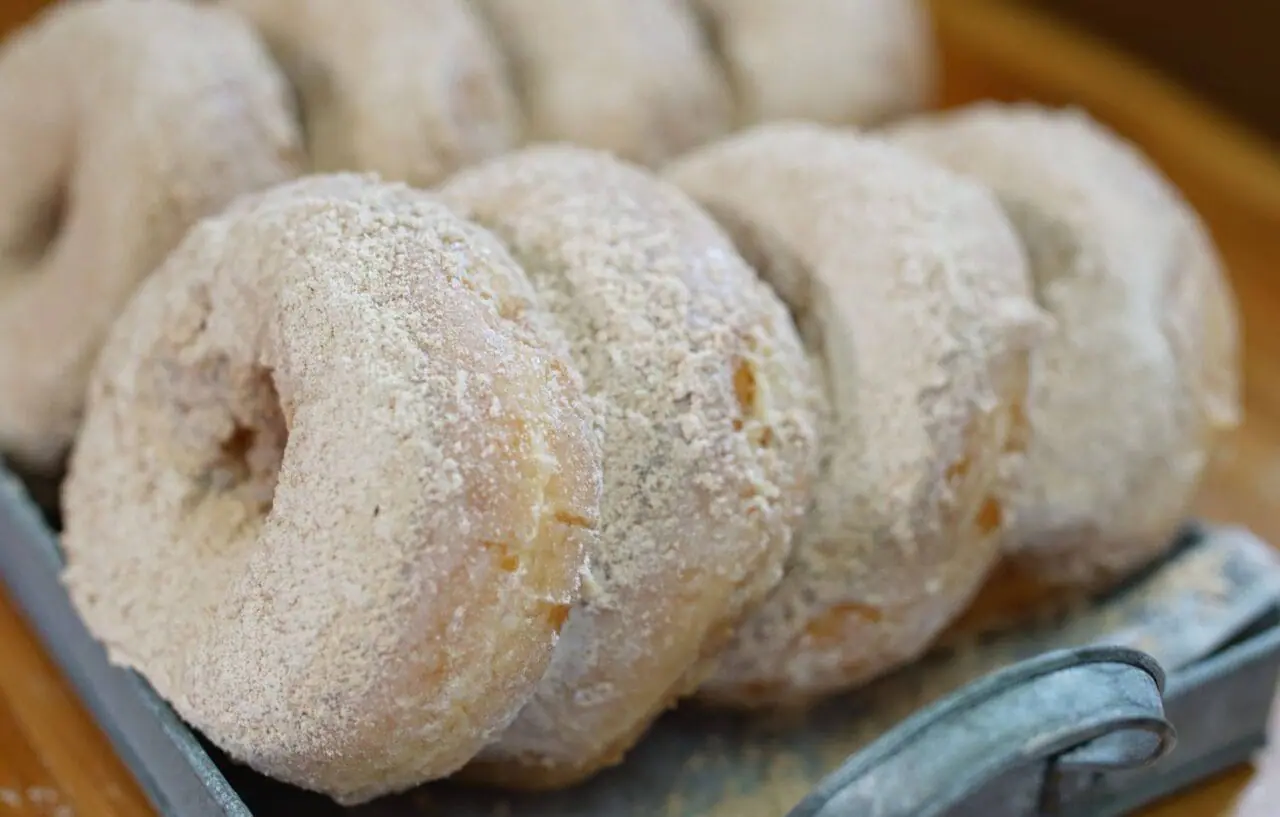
[468,0,733,167]
[692,0,936,126]
[225,0,522,187]
[0,0,302,472]
[441,146,820,786]
[0,0,1245,809]
[665,123,1047,705]
[884,103,1243,632]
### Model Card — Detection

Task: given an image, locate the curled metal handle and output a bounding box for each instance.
[786,646,1175,817]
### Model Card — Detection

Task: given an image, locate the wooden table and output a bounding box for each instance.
[3,0,1280,814]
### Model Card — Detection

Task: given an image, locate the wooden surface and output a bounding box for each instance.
[1026,0,1280,142]
[2,0,1280,814]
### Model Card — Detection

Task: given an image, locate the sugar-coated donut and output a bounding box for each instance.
[60,175,602,805]
[0,0,302,472]
[884,103,1242,630]
[441,146,821,784]
[665,123,1048,706]
[225,0,522,187]
[692,0,936,127]
[469,0,733,166]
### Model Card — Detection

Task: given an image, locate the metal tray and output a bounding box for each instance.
[2,465,1279,817]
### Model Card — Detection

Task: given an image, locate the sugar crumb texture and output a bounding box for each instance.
[884,102,1242,607]
[441,144,820,785]
[665,121,1049,704]
[25,8,1240,803]
[61,173,601,804]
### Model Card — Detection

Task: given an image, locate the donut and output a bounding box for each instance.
[692,0,936,127]
[224,0,522,187]
[0,0,302,472]
[883,103,1243,631]
[664,123,1048,706]
[60,175,602,804]
[440,146,821,784]
[468,0,733,166]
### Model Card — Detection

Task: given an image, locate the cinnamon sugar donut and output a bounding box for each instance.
[692,0,936,126]
[440,146,821,784]
[61,175,601,804]
[0,0,301,472]
[225,0,521,186]
[884,103,1242,631]
[665,123,1048,706]
[469,0,732,166]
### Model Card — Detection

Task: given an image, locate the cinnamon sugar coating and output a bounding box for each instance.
[441,146,821,784]
[0,0,302,471]
[885,103,1242,628]
[666,123,1048,705]
[225,0,521,186]
[61,175,601,804]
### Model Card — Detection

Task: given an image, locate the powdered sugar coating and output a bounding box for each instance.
[666,123,1048,705]
[60,175,601,804]
[885,103,1242,619]
[226,0,521,187]
[441,146,821,783]
[469,0,732,166]
[0,0,302,471]
[693,0,936,127]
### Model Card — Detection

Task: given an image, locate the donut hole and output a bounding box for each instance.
[198,367,288,514]
[256,35,337,172]
[998,196,1082,307]
[8,182,68,272]
[699,202,819,346]
[687,2,745,123]
[211,424,260,488]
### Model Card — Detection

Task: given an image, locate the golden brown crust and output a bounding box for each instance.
[0,0,302,471]
[60,175,601,804]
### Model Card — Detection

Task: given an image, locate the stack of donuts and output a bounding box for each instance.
[0,0,935,476]
[0,0,1241,808]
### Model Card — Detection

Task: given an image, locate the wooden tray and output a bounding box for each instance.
[3,0,1280,814]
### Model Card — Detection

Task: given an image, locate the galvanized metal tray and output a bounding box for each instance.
[2,465,1279,817]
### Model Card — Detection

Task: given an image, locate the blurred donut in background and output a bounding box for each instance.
[0,0,302,473]
[469,0,733,166]
[226,0,522,186]
[692,0,936,127]
[885,102,1243,633]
